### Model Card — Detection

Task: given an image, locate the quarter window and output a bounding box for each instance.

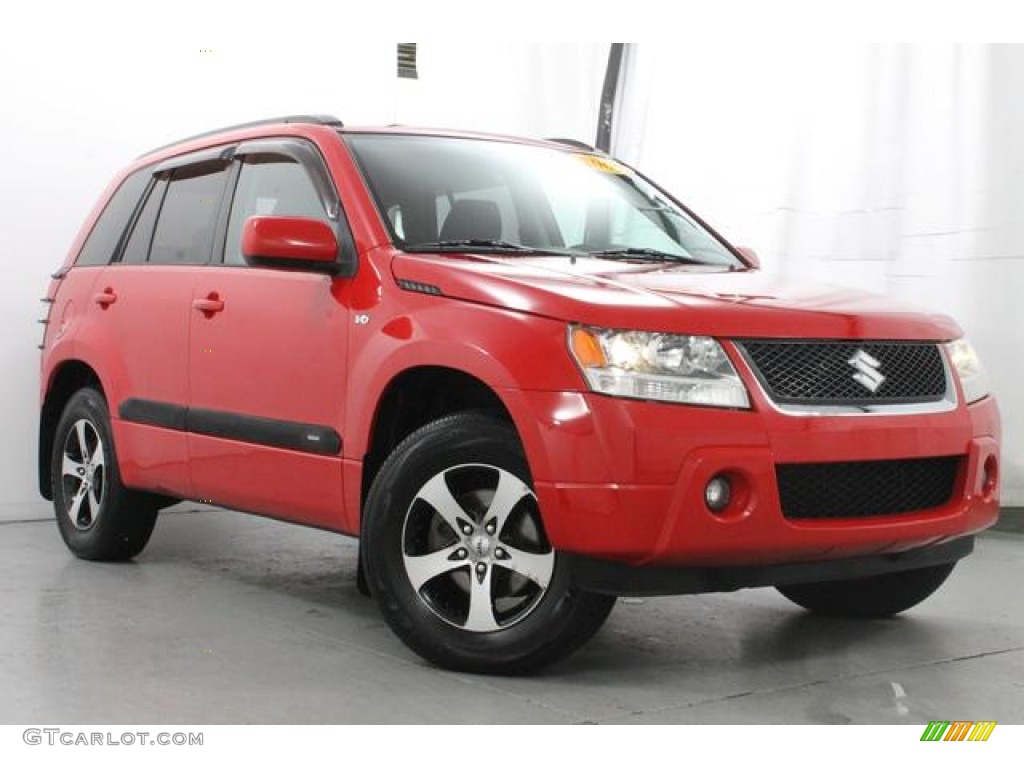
[75,169,150,266]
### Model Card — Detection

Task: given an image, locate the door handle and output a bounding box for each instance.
[93,288,117,307]
[192,293,224,314]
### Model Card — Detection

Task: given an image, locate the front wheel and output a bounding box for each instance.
[776,562,956,618]
[362,413,615,674]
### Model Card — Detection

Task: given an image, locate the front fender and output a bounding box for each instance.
[344,298,584,480]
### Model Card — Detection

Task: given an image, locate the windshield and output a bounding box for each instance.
[344,134,742,268]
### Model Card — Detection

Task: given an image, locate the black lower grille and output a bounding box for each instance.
[737,340,947,405]
[777,456,961,519]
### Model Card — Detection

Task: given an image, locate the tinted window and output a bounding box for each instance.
[435,185,520,242]
[149,162,229,265]
[345,134,741,267]
[224,155,328,265]
[76,169,150,266]
[120,178,166,264]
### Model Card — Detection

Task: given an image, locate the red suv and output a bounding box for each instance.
[39,115,1001,673]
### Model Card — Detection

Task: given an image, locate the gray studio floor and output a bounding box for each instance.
[1,503,1021,724]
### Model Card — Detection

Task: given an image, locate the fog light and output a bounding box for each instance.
[705,475,732,512]
[982,455,999,498]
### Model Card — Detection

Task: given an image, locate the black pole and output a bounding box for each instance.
[595,43,625,153]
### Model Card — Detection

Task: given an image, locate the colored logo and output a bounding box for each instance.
[920,721,997,742]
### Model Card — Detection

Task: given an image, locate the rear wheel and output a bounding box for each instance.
[363,413,615,674]
[51,388,159,561]
[776,562,956,618]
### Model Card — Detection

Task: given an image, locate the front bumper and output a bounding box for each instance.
[512,388,1000,571]
[566,535,975,597]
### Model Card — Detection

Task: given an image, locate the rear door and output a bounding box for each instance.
[186,139,351,528]
[100,151,233,497]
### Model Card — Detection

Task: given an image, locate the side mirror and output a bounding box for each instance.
[241,216,339,271]
[736,246,760,269]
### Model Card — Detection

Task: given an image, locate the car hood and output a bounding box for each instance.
[391,252,961,340]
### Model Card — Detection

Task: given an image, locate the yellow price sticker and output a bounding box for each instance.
[576,154,630,175]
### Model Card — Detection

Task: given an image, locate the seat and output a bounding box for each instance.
[439,199,502,241]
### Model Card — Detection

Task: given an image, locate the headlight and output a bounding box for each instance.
[568,325,750,408]
[944,338,990,404]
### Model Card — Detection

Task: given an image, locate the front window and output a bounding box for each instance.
[224,154,330,266]
[345,134,741,268]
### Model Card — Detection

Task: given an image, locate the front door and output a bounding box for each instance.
[187,143,350,529]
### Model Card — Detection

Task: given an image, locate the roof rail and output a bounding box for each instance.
[546,137,596,152]
[139,114,344,158]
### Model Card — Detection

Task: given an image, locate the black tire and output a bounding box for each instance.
[363,412,616,674]
[776,562,956,618]
[50,388,159,561]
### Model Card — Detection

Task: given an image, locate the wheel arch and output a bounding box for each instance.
[39,359,106,499]
[359,365,519,514]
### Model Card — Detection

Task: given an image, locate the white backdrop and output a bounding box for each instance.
[0,36,606,519]
[1,38,1020,519]
[614,43,1024,505]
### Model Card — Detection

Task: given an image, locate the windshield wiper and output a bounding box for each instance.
[404,240,717,265]
[404,239,569,256]
[589,247,711,265]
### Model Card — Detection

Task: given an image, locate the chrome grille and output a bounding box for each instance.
[736,340,947,405]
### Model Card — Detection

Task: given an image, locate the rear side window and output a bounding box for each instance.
[149,162,230,265]
[75,169,150,266]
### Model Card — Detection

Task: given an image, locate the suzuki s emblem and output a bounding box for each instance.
[848,349,886,393]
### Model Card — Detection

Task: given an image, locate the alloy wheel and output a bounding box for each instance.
[401,463,555,633]
[60,418,106,530]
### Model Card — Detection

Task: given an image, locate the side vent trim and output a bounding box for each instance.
[397,279,442,296]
